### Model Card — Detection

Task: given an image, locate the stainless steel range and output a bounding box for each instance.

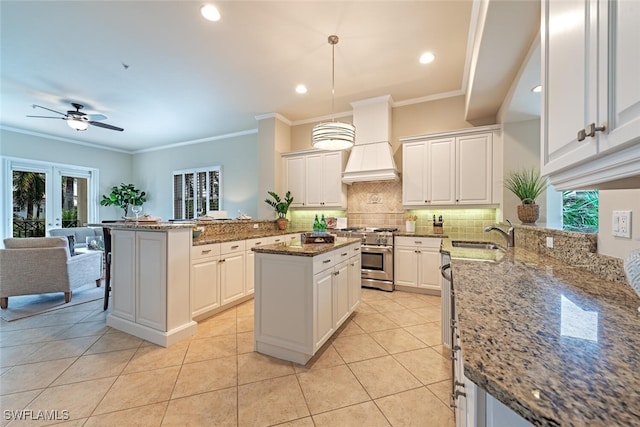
[334,227,397,292]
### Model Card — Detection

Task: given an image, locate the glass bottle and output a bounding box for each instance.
[320,214,327,232]
[313,214,320,233]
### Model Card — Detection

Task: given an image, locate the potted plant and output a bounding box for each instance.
[100,183,147,217]
[405,214,417,233]
[264,190,293,230]
[504,168,547,224]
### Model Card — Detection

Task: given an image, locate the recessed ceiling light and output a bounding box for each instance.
[201,4,220,22]
[419,52,435,64]
[295,84,307,94]
[532,85,542,93]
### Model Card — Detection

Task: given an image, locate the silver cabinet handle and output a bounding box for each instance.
[201,249,211,254]
[577,128,587,141]
[341,252,348,257]
[231,245,239,249]
[323,259,332,264]
[586,122,606,137]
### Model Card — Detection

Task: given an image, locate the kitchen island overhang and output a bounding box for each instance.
[253,237,362,364]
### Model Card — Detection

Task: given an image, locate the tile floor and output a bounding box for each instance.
[0,288,454,427]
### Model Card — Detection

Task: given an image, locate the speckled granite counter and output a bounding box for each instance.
[448,244,640,426]
[102,221,193,230]
[252,237,361,257]
[394,232,449,238]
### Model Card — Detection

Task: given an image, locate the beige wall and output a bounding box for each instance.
[598,189,640,259]
[501,119,549,224]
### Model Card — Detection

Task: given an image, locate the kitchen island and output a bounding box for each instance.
[253,237,362,364]
[106,222,196,347]
[444,240,640,426]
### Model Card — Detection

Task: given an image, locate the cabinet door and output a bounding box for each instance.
[313,269,335,350]
[286,156,306,207]
[456,134,492,204]
[348,255,361,312]
[417,249,441,291]
[245,250,255,295]
[321,152,345,207]
[333,260,350,327]
[191,257,221,317]
[136,231,167,331]
[111,230,136,322]
[542,0,598,175]
[599,0,640,154]
[402,142,426,205]
[394,246,418,287]
[428,137,456,205]
[305,153,324,206]
[221,251,245,305]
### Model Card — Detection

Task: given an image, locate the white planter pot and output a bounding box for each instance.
[406,221,416,233]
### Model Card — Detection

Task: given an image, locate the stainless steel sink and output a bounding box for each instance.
[451,241,502,250]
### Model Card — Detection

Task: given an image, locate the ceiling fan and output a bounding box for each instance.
[27,102,124,132]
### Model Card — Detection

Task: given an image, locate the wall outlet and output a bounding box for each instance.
[612,210,632,238]
[253,223,259,229]
[546,236,554,248]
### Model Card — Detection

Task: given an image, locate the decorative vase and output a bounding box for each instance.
[276,217,288,231]
[517,203,540,224]
[406,221,416,233]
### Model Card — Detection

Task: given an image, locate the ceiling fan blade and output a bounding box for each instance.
[89,121,124,132]
[86,113,108,121]
[26,115,66,119]
[32,104,67,117]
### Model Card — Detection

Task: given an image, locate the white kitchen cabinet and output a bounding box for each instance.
[284,156,306,208]
[254,241,361,364]
[191,243,221,318]
[542,0,640,189]
[402,138,455,206]
[401,127,498,207]
[394,236,442,293]
[109,228,196,347]
[220,240,245,305]
[283,150,347,208]
[456,133,492,204]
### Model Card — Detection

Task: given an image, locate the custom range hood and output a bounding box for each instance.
[342,95,400,184]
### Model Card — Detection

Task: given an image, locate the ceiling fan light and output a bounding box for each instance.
[67,119,88,131]
[312,121,355,150]
[201,4,220,21]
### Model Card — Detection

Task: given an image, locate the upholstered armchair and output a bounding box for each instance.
[0,237,102,309]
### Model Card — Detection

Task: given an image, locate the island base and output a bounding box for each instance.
[255,341,313,365]
[107,314,197,347]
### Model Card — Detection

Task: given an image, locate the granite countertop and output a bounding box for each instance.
[101,221,194,230]
[448,243,640,426]
[394,232,448,238]
[193,229,307,246]
[252,237,361,257]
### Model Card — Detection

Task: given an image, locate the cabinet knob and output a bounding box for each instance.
[577,128,587,142]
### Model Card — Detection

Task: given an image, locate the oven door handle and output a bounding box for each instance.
[361,245,393,253]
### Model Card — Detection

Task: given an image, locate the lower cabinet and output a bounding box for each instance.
[220,241,246,305]
[191,243,221,318]
[255,242,361,364]
[394,236,442,293]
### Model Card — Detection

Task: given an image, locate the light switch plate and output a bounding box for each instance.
[612,210,632,238]
[546,236,554,248]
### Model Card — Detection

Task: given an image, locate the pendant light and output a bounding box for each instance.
[311,35,355,150]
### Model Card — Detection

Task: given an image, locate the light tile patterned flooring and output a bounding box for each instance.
[0,288,454,427]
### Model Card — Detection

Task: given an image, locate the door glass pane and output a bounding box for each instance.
[12,171,46,237]
[173,174,184,219]
[196,171,207,217]
[209,170,219,211]
[185,173,195,219]
[61,175,88,227]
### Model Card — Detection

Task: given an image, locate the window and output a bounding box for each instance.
[173,166,221,219]
[562,190,598,233]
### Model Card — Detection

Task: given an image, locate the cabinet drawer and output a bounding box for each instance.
[313,251,336,273]
[335,246,353,264]
[395,236,441,248]
[221,240,245,254]
[246,237,276,249]
[191,243,220,260]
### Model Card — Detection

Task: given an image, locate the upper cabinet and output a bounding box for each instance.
[542,0,640,189]
[401,126,499,207]
[284,150,347,208]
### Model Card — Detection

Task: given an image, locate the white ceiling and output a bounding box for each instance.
[0,1,540,153]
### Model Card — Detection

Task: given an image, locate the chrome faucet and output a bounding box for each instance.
[484,219,515,247]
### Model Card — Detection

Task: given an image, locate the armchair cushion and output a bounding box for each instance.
[0,237,102,308]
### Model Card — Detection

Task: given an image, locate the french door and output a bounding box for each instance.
[4,158,99,238]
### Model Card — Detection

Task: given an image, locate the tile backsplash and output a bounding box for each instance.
[290,180,498,238]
